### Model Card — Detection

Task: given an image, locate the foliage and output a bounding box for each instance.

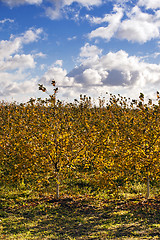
[0,88,160,198]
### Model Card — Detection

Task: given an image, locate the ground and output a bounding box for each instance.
[0,190,160,240]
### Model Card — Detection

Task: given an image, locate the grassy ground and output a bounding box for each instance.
[0,186,160,240]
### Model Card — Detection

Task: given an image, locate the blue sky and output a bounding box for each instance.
[0,0,160,103]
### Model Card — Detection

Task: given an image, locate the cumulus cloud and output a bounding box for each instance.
[79,43,102,59]
[88,4,160,43]
[1,0,102,20]
[63,0,102,7]
[0,28,43,60]
[0,28,43,98]
[0,73,38,101]
[117,6,160,43]
[138,0,160,9]
[68,50,142,87]
[1,0,42,7]
[39,64,80,88]
[38,44,160,101]
[2,0,102,8]
[0,54,35,71]
[22,28,43,43]
[88,5,124,41]
[81,68,103,85]
[45,0,103,20]
[45,1,62,20]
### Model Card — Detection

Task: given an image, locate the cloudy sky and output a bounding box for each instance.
[1,0,160,103]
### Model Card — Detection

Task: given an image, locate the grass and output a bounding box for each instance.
[0,184,160,240]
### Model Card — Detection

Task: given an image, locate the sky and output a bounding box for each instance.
[0,0,160,103]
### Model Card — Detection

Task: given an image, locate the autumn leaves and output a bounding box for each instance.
[0,90,160,198]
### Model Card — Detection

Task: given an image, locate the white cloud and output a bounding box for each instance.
[0,71,38,98]
[67,36,77,41]
[45,0,103,20]
[34,52,46,58]
[82,68,103,85]
[0,38,22,60]
[3,45,160,102]
[38,47,160,102]
[2,0,102,8]
[45,4,62,20]
[88,5,160,43]
[0,28,43,60]
[21,28,43,44]
[73,49,160,98]
[54,60,63,67]
[0,18,14,24]
[68,50,140,87]
[138,0,160,9]
[88,5,124,41]
[40,65,76,87]
[0,54,36,71]
[1,0,42,7]
[79,43,102,58]
[87,5,123,24]
[0,28,43,99]
[63,0,102,7]
[1,0,102,20]
[153,52,160,58]
[39,65,83,101]
[117,6,160,43]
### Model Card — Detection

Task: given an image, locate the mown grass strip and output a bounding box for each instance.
[0,187,159,240]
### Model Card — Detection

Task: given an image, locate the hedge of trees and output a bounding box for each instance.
[0,85,160,199]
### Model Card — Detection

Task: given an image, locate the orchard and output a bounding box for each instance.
[0,84,160,199]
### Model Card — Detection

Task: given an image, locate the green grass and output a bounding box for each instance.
[0,185,160,240]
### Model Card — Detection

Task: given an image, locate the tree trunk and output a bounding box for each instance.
[56,173,59,199]
[146,173,150,199]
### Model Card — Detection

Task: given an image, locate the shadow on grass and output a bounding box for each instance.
[0,194,160,239]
